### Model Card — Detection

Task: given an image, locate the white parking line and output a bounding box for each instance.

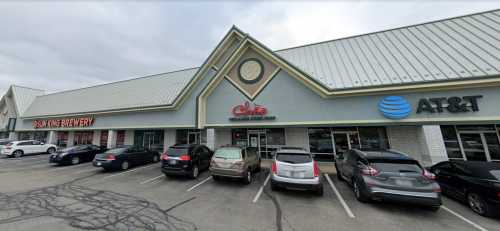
[252,173,271,203]
[102,164,158,180]
[442,206,488,231]
[140,175,165,184]
[324,174,355,219]
[187,176,212,192]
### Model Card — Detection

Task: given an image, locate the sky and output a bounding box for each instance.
[1,0,499,94]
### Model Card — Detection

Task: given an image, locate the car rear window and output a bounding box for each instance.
[167,148,188,157]
[105,148,126,154]
[489,170,500,180]
[214,148,241,159]
[276,152,312,164]
[370,160,422,173]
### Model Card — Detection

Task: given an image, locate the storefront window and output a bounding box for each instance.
[33,131,48,142]
[134,130,164,152]
[440,126,463,159]
[74,131,93,145]
[358,127,389,150]
[100,131,108,148]
[267,128,285,145]
[116,130,125,146]
[176,129,204,145]
[232,128,247,146]
[18,132,31,140]
[57,132,69,147]
[308,128,333,154]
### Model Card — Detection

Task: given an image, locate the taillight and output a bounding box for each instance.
[313,161,320,177]
[233,161,244,169]
[161,152,169,160]
[361,166,379,176]
[179,155,191,161]
[433,186,442,193]
[271,161,277,174]
[106,154,115,161]
[423,169,436,180]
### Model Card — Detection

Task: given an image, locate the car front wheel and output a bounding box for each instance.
[242,170,252,185]
[191,165,199,179]
[353,178,369,202]
[467,192,491,217]
[152,155,159,163]
[71,156,80,165]
[47,147,56,154]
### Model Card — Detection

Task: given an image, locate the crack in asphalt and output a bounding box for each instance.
[0,172,198,231]
[263,184,283,231]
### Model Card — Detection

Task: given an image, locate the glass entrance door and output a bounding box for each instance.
[248,130,268,159]
[458,131,500,162]
[143,132,155,150]
[333,132,360,158]
[188,131,201,144]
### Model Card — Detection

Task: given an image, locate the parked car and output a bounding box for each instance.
[271,149,323,196]
[429,161,500,217]
[49,144,106,165]
[1,140,57,158]
[335,149,442,210]
[0,139,13,151]
[161,144,213,178]
[93,146,160,171]
[209,146,261,184]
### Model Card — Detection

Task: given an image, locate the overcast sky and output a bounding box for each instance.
[1,1,499,94]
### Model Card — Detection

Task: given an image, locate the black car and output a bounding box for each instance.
[335,149,442,210]
[429,161,500,217]
[93,146,160,171]
[49,144,106,165]
[161,144,213,178]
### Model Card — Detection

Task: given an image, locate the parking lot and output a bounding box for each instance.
[0,154,498,231]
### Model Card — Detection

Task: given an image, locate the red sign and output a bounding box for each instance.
[33,117,94,129]
[232,101,267,116]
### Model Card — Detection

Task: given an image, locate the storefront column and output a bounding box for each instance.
[67,131,75,147]
[92,130,101,145]
[418,125,448,166]
[124,130,134,145]
[163,129,176,153]
[8,132,17,140]
[107,130,117,149]
[47,131,57,144]
[206,128,215,150]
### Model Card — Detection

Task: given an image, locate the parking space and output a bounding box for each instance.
[0,158,498,231]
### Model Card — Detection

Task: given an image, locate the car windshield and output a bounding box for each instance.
[276,152,312,164]
[167,148,188,157]
[214,148,241,159]
[370,160,422,173]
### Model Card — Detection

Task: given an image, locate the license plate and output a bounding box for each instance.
[292,171,305,178]
[395,179,412,187]
[169,160,177,165]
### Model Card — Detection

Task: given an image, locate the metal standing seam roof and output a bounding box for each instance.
[22,68,199,117]
[21,9,500,117]
[9,85,45,116]
[275,9,500,90]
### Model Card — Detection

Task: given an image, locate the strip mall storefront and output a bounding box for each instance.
[11,11,500,165]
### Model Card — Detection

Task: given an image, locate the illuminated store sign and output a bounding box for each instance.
[379,95,483,120]
[33,117,94,129]
[229,102,275,121]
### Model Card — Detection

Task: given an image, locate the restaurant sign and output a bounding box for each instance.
[33,117,94,129]
[229,102,276,121]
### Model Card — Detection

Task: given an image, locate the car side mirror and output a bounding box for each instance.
[40,142,45,145]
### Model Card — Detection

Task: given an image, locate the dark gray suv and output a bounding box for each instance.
[335,149,442,210]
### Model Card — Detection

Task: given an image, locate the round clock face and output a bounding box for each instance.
[238,58,264,84]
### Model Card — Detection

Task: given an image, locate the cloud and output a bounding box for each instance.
[0,1,499,95]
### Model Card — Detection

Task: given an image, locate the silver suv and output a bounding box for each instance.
[271,150,323,196]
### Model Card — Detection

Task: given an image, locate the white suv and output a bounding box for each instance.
[2,140,57,158]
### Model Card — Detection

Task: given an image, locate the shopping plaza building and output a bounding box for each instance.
[1,9,500,165]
